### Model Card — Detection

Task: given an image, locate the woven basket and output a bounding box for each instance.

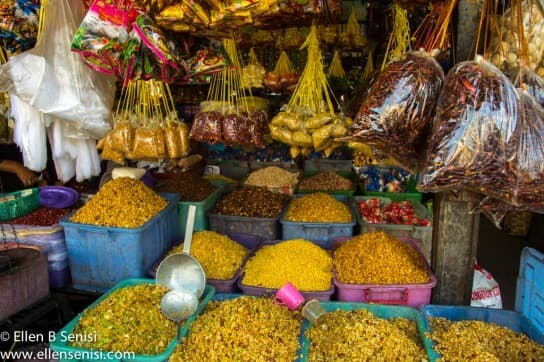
[0,188,40,221]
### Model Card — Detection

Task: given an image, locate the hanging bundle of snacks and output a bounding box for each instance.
[517,67,544,107]
[420,57,524,201]
[339,7,368,50]
[241,48,265,89]
[283,27,306,49]
[319,24,339,46]
[343,51,444,171]
[189,37,268,148]
[269,26,351,159]
[327,50,352,99]
[489,0,544,78]
[98,79,189,163]
[0,0,40,54]
[263,50,298,93]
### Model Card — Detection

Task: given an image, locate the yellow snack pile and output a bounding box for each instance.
[245,166,299,187]
[334,232,429,284]
[170,297,301,361]
[70,177,168,228]
[242,239,332,291]
[285,193,352,223]
[169,231,249,280]
[71,284,175,355]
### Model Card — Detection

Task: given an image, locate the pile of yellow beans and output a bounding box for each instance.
[70,177,168,228]
[242,239,332,291]
[334,232,429,284]
[285,193,352,223]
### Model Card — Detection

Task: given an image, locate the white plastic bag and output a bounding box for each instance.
[471,262,503,309]
[10,94,47,171]
[0,0,115,139]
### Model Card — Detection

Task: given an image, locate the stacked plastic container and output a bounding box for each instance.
[0,224,71,288]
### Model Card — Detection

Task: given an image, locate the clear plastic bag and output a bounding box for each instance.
[0,0,116,140]
[109,121,134,153]
[517,67,544,107]
[347,52,444,171]
[420,57,523,204]
[189,111,223,144]
[127,126,166,160]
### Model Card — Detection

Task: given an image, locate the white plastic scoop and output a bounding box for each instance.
[156,205,206,297]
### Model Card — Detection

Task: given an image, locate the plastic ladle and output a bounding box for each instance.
[156,205,206,297]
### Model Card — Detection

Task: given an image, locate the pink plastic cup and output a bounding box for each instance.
[275,282,305,310]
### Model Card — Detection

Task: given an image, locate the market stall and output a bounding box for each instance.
[1,0,544,360]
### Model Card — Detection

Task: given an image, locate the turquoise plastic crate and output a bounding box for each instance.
[422,247,544,361]
[354,196,433,263]
[300,302,435,360]
[49,279,215,362]
[59,193,181,292]
[297,171,357,196]
[178,180,225,236]
[280,195,356,249]
[178,293,305,362]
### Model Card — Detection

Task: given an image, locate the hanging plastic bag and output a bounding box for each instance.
[471,262,502,309]
[345,51,444,171]
[0,0,116,140]
[420,57,520,200]
[241,48,265,89]
[10,94,46,171]
[489,0,544,78]
[189,111,223,144]
[517,67,544,107]
[72,0,140,78]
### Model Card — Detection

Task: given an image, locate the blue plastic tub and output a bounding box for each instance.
[422,247,544,361]
[300,302,435,361]
[50,279,215,362]
[178,293,305,362]
[60,193,181,292]
[280,195,356,249]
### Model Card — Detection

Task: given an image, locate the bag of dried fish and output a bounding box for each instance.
[345,51,444,171]
[420,57,544,209]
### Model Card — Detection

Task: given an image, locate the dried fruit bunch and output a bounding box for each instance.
[242,239,332,291]
[70,177,168,228]
[334,232,429,284]
[211,186,288,218]
[285,193,352,223]
[429,317,544,361]
[170,297,302,362]
[71,284,175,355]
[307,309,427,361]
[168,231,249,280]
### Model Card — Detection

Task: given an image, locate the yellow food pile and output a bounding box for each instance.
[71,284,175,355]
[245,166,299,187]
[430,317,544,361]
[70,177,168,228]
[242,239,332,291]
[170,297,301,362]
[307,309,427,361]
[334,232,429,284]
[169,231,249,280]
[285,193,352,223]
